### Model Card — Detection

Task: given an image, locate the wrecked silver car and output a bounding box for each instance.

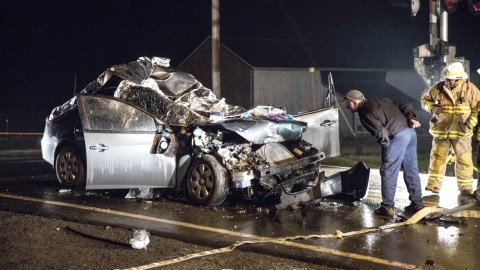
[41,56,369,208]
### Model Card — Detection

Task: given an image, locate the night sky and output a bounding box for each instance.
[1,0,479,131]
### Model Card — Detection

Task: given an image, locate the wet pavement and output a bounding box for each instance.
[1,152,480,270]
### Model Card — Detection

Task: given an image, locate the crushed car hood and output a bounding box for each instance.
[219,119,306,144]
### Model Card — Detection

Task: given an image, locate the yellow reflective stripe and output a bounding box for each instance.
[430,130,473,137]
[430,129,474,134]
[447,130,474,135]
[430,135,472,139]
[455,105,472,109]
[455,108,472,113]
[423,101,434,107]
[437,109,471,113]
[456,179,474,184]
[467,117,478,127]
[428,174,444,181]
[440,105,472,114]
[423,103,433,111]
[439,109,455,113]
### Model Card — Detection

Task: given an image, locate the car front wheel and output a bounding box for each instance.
[55,146,86,189]
[185,154,229,206]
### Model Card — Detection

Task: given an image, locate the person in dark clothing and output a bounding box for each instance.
[344,89,425,217]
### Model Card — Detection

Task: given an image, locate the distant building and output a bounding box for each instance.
[178,37,328,115]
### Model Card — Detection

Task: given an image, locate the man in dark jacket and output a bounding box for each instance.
[344,89,425,217]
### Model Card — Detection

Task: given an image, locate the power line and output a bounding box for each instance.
[278,0,317,67]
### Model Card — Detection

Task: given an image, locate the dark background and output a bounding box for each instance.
[1,0,479,132]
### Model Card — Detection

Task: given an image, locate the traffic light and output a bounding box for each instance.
[441,0,460,14]
[468,0,480,15]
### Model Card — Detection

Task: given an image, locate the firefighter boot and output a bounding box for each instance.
[474,187,480,201]
[459,186,474,195]
[425,180,441,193]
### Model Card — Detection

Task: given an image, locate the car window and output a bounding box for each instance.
[82,96,156,132]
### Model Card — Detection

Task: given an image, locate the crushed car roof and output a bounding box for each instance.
[51,56,309,143]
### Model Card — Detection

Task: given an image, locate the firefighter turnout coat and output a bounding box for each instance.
[421,80,479,139]
[421,80,479,193]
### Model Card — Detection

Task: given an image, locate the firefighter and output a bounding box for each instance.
[475,67,480,201]
[421,62,480,195]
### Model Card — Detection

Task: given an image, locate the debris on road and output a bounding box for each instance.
[424,201,479,220]
[129,229,150,250]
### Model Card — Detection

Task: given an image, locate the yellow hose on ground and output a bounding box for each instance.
[117,207,445,270]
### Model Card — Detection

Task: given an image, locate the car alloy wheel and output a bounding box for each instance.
[55,146,86,188]
[186,154,228,206]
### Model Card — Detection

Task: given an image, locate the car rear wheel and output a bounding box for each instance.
[55,146,86,189]
[185,154,229,206]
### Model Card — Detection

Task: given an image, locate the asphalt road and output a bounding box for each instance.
[1,148,480,270]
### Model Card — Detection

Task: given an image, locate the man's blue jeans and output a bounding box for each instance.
[380,127,424,208]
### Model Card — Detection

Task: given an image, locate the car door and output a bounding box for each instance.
[294,105,340,158]
[77,94,177,190]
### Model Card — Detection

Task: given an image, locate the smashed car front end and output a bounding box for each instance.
[190,117,326,205]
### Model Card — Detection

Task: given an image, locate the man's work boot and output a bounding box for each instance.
[425,180,441,193]
[374,206,395,217]
[404,203,425,214]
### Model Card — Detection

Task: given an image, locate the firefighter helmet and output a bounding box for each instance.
[442,62,468,80]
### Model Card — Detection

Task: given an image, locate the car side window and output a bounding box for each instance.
[81,96,156,132]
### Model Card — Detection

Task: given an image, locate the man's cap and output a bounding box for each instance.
[343,89,365,102]
[442,62,468,80]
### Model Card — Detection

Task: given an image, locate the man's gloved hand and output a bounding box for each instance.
[378,137,390,146]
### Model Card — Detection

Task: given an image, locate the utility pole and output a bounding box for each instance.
[212,0,221,98]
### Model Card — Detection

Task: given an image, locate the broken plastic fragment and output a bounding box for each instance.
[125,188,154,199]
[129,229,150,249]
[240,112,252,119]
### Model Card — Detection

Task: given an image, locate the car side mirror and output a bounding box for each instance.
[157,136,171,154]
[151,130,172,154]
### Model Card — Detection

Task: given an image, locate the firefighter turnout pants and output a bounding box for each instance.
[426,137,474,194]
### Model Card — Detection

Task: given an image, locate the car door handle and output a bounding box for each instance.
[319,119,336,127]
[89,144,109,152]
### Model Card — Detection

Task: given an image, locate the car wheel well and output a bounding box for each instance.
[54,143,86,189]
[54,141,83,167]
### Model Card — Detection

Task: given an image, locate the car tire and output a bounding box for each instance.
[185,154,229,207]
[55,146,86,189]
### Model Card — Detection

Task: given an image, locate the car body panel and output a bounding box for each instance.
[77,95,177,189]
[217,118,307,144]
[294,106,340,158]
[41,105,85,165]
[83,132,176,189]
